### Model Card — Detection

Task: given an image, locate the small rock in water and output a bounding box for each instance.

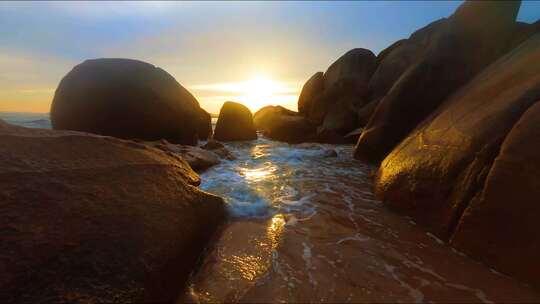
[202,139,236,160]
[322,149,338,158]
[202,139,225,150]
[147,141,221,171]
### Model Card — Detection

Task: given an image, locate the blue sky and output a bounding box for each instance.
[0,1,539,113]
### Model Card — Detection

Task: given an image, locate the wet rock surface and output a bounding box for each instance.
[0,121,226,303]
[375,33,540,287]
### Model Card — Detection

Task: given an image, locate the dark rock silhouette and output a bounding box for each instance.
[298,72,324,116]
[50,58,208,145]
[254,105,317,143]
[0,121,226,303]
[214,101,257,141]
[197,109,213,140]
[201,139,236,160]
[149,139,221,171]
[287,48,377,144]
[375,32,540,288]
[355,0,522,163]
[308,49,375,128]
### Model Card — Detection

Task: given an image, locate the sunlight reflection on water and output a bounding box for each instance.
[199,137,373,218]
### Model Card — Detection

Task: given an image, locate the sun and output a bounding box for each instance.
[237,75,291,112]
[188,74,301,113]
[242,76,282,111]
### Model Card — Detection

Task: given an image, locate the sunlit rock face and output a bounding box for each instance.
[355,0,523,163]
[375,33,540,287]
[451,100,540,289]
[214,101,257,141]
[0,121,226,303]
[51,58,210,145]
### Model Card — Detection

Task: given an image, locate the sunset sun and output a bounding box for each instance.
[241,76,284,112]
[189,74,300,113]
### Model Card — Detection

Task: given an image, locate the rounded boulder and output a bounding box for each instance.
[50,58,206,145]
[214,101,257,141]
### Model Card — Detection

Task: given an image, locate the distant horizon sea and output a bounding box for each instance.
[0,112,52,129]
[0,111,218,130]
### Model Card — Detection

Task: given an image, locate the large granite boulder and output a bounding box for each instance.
[50,58,207,145]
[355,0,522,163]
[307,49,375,125]
[254,106,317,143]
[297,72,324,116]
[323,48,377,90]
[0,121,226,303]
[451,100,540,289]
[375,33,540,286]
[314,78,366,140]
[369,18,449,103]
[214,101,257,141]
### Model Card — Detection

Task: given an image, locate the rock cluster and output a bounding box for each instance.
[376,31,540,288]
[256,0,540,291]
[0,121,226,303]
[344,0,540,290]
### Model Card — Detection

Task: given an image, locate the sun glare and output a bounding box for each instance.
[189,75,300,113]
[242,76,283,111]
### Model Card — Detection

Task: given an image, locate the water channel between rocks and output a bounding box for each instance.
[181,137,540,303]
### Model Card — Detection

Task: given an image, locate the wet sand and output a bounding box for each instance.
[180,139,540,303]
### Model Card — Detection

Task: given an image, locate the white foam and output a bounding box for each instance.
[426,232,444,245]
[336,233,370,244]
[302,242,318,287]
[384,263,425,303]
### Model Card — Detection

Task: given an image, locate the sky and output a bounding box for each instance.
[0,1,539,114]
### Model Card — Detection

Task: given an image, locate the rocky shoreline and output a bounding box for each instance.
[1,0,539,302]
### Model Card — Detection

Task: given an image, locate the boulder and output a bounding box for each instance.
[0,121,226,303]
[201,139,225,150]
[214,101,257,141]
[368,42,421,102]
[253,106,317,144]
[306,49,375,126]
[356,99,380,126]
[197,109,212,140]
[150,140,221,171]
[368,18,449,111]
[323,48,377,90]
[374,33,540,285]
[355,0,522,163]
[451,101,540,289]
[50,58,207,145]
[201,140,236,160]
[297,72,324,116]
[316,78,365,135]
